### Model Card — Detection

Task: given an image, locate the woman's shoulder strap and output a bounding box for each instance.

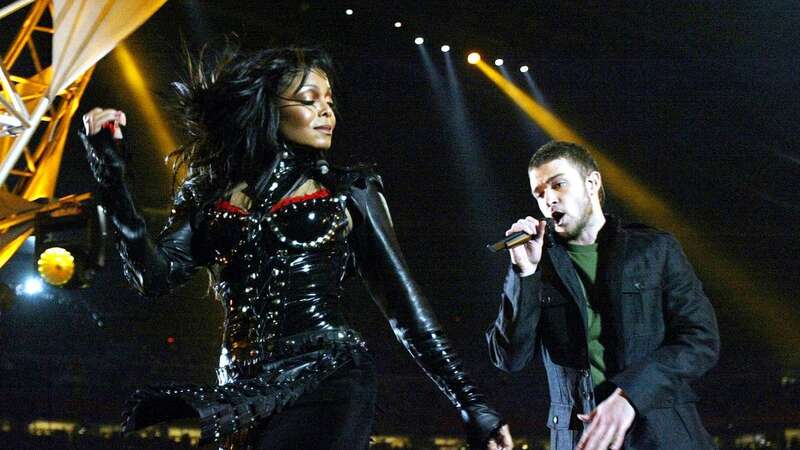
[327,163,383,192]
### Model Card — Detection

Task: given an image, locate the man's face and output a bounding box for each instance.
[529,158,594,240]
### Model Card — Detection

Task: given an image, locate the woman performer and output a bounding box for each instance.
[81,46,512,449]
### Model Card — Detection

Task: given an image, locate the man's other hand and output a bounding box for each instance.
[577,388,636,450]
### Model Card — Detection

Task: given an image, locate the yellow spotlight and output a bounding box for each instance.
[37,247,75,286]
[467,52,481,64]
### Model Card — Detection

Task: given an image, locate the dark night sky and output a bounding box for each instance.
[1,0,799,438]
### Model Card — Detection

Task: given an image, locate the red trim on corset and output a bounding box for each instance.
[214,199,250,216]
[270,188,331,213]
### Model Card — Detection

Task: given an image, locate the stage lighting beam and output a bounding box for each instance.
[113,43,177,161]
[467,52,481,64]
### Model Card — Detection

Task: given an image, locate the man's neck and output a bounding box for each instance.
[568,211,606,245]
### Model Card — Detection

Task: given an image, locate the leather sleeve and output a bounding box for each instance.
[485,266,543,373]
[347,171,503,448]
[80,128,204,297]
[610,233,720,415]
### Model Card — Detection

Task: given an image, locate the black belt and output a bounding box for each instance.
[218,328,366,383]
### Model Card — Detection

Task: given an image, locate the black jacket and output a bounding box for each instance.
[486,216,720,449]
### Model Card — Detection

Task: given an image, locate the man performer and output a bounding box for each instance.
[486,141,719,450]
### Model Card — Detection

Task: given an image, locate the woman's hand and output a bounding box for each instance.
[83,107,126,139]
[81,107,128,185]
[487,424,513,450]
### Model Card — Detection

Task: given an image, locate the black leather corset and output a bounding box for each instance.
[204,189,355,379]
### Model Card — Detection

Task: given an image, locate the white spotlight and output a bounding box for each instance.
[494,58,504,66]
[414,37,424,45]
[394,21,402,28]
[345,9,354,15]
[22,277,44,296]
[520,65,529,73]
[441,45,451,53]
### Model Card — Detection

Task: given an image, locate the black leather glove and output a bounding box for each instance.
[82,127,127,188]
[79,127,151,242]
[348,171,504,448]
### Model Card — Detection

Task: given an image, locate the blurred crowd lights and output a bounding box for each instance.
[414,37,424,45]
[440,44,450,53]
[345,9,354,16]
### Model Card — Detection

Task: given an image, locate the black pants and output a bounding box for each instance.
[246,353,377,450]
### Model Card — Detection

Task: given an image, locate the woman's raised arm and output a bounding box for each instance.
[80,109,204,297]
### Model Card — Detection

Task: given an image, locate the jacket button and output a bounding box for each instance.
[541,296,552,304]
[633,281,642,289]
[552,415,558,424]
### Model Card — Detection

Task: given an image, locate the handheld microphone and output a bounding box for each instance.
[486,219,551,253]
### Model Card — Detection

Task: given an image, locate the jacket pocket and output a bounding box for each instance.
[621,271,664,337]
[674,403,718,449]
[547,403,580,450]
[540,285,572,307]
[546,403,573,430]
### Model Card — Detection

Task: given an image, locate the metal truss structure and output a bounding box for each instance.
[0,0,167,271]
[0,0,97,268]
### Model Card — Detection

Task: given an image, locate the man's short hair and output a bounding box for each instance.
[529,141,605,204]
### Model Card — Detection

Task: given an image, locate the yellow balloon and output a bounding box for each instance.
[37,247,75,286]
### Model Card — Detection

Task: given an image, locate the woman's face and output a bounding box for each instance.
[278,69,336,150]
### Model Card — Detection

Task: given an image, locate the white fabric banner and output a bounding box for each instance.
[47,0,167,99]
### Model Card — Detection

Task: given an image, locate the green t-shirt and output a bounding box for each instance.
[566,242,606,387]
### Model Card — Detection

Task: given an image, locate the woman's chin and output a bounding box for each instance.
[312,141,333,151]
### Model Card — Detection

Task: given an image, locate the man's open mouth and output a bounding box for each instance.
[551,211,565,225]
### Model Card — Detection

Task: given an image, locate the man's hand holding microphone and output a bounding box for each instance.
[504,217,547,277]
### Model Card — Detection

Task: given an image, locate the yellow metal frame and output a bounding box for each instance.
[0,0,95,268]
